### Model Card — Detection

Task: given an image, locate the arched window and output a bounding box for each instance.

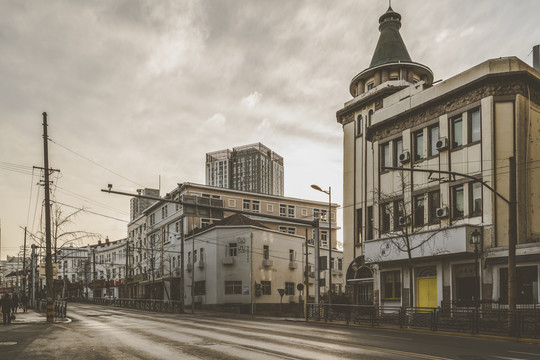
[357,115,363,136]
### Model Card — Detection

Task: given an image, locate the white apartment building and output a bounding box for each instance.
[89,237,127,299]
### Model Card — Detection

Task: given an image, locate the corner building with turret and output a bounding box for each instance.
[338,6,540,309]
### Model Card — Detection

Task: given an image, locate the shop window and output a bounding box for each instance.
[382,271,401,300]
[499,266,538,304]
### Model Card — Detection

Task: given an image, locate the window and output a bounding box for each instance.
[470,182,482,216]
[319,256,327,270]
[193,250,197,263]
[229,243,238,257]
[320,231,329,248]
[252,200,260,213]
[367,206,373,240]
[228,199,236,207]
[382,271,401,300]
[288,205,295,218]
[380,202,391,233]
[367,82,374,91]
[357,115,363,136]
[319,278,326,287]
[267,204,274,212]
[500,266,538,304]
[393,200,404,229]
[149,213,155,226]
[452,185,464,219]
[201,218,210,228]
[279,204,286,217]
[162,206,168,219]
[194,280,206,295]
[393,138,403,167]
[356,209,363,245]
[338,258,343,270]
[278,226,287,233]
[261,281,271,295]
[225,280,242,295]
[381,143,390,171]
[263,245,269,260]
[243,199,250,211]
[414,194,425,227]
[469,109,481,143]
[313,208,319,220]
[413,131,424,161]
[428,190,440,223]
[451,116,463,148]
[285,282,295,295]
[368,110,374,126]
[287,227,296,235]
[289,249,295,262]
[428,125,439,156]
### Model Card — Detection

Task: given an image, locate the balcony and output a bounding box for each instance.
[364,225,483,263]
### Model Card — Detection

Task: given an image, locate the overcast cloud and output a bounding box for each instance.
[1,0,538,257]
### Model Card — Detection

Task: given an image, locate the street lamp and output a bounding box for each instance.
[470,229,482,307]
[311,184,332,306]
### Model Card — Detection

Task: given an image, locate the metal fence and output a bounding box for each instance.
[88,298,184,314]
[307,304,540,339]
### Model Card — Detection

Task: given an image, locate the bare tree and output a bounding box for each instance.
[367,170,449,307]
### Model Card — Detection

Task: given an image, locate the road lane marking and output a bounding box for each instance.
[509,351,540,356]
[372,334,413,341]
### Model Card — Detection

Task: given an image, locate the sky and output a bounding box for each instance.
[1,0,538,259]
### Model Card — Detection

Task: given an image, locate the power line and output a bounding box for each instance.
[48,138,146,188]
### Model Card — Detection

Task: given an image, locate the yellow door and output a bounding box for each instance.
[416,276,437,308]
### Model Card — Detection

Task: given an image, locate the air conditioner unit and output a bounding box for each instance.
[289,296,295,303]
[398,216,410,226]
[289,262,297,270]
[436,137,448,151]
[198,260,205,269]
[262,259,273,267]
[436,207,449,219]
[399,151,411,164]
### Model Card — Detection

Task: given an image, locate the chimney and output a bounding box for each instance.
[534,45,540,71]
[105,236,110,244]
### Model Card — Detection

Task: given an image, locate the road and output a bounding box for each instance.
[2,302,540,359]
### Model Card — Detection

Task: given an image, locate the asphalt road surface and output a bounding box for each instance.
[2,302,540,359]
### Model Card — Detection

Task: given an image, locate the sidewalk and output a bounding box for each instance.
[8,309,70,325]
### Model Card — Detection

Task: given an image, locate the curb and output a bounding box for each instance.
[306,319,540,344]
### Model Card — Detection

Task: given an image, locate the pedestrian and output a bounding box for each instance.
[1,293,13,325]
[11,292,19,314]
[21,293,29,313]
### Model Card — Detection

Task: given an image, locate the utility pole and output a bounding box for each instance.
[43,112,54,323]
[125,240,129,298]
[31,245,36,304]
[192,234,195,314]
[92,248,96,299]
[23,228,27,294]
[304,228,309,321]
[180,216,185,313]
[314,221,320,307]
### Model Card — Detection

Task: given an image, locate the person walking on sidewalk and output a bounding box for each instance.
[12,292,19,314]
[1,293,13,325]
[21,293,28,313]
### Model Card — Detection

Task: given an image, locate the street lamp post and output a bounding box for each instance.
[470,229,482,308]
[311,184,332,306]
